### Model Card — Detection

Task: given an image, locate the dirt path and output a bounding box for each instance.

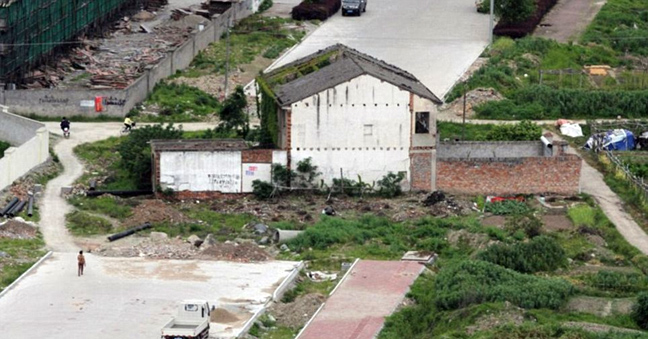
[39,122,214,252]
[534,0,606,43]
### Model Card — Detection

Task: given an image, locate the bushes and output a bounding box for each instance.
[434,260,574,310]
[258,0,273,12]
[633,292,648,329]
[477,236,567,273]
[493,0,559,37]
[292,0,340,21]
[485,120,542,141]
[0,140,10,159]
[147,82,221,117]
[476,85,648,120]
[584,270,647,292]
[484,199,530,215]
[376,172,405,198]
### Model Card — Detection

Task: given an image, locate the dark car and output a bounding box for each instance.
[342,0,367,16]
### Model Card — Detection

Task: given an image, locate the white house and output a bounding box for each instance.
[259,44,442,191]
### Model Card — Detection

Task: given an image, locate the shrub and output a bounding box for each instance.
[0,140,10,159]
[252,179,274,199]
[292,0,340,21]
[65,211,114,236]
[217,86,248,134]
[493,0,559,37]
[376,172,405,198]
[477,236,567,273]
[294,157,321,188]
[258,0,273,12]
[585,270,647,292]
[633,292,648,329]
[485,120,542,141]
[484,200,530,215]
[434,260,573,310]
[505,212,542,238]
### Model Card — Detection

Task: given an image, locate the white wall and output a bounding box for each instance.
[159,151,242,193]
[288,75,414,185]
[0,107,49,191]
[242,163,272,192]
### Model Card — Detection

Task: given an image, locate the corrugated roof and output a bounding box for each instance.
[263,44,442,105]
[151,139,248,152]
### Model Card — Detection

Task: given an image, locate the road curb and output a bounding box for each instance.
[0,251,52,299]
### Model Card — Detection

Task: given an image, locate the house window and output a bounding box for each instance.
[364,124,373,136]
[415,112,430,134]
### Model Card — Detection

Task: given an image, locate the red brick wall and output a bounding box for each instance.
[242,149,273,163]
[436,155,581,195]
[411,152,432,191]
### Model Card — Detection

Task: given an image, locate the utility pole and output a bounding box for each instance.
[223,16,232,98]
[489,0,494,45]
[462,83,467,141]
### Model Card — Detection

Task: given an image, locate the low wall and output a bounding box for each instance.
[437,155,582,195]
[0,106,49,191]
[0,0,257,117]
[437,141,544,159]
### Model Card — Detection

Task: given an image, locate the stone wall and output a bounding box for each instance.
[0,0,256,117]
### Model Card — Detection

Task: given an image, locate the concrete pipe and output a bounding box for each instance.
[27,195,34,217]
[273,229,304,243]
[0,197,19,217]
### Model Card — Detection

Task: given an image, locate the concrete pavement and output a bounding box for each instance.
[0,252,299,338]
[269,0,491,99]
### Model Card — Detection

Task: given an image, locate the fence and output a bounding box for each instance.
[0,105,49,191]
[604,151,648,205]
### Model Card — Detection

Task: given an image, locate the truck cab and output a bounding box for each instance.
[342,0,367,16]
[161,300,211,339]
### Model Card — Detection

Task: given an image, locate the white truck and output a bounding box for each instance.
[161,300,211,339]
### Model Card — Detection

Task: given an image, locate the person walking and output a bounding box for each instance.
[77,250,86,277]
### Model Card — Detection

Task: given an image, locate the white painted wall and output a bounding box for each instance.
[242,163,272,192]
[0,107,49,191]
[159,151,242,193]
[288,74,425,186]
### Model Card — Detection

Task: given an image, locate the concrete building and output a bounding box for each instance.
[258,44,443,191]
[151,139,287,197]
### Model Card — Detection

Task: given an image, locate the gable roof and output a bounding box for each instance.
[261,44,442,106]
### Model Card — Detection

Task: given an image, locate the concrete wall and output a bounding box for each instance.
[437,141,543,159]
[287,75,438,188]
[0,0,256,117]
[0,106,49,191]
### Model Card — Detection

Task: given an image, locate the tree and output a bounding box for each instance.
[479,0,536,24]
[217,86,248,135]
[117,123,183,188]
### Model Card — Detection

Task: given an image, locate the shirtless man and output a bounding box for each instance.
[77,250,86,276]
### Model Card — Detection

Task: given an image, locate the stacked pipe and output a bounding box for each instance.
[0,198,19,217]
[8,200,26,217]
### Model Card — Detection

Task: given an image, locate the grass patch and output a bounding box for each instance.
[151,206,255,239]
[65,211,116,236]
[183,15,306,77]
[281,271,337,303]
[0,140,10,158]
[68,196,134,220]
[142,81,221,119]
[582,0,648,56]
[74,137,139,191]
[0,237,46,292]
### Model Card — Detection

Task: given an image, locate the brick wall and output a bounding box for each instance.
[436,155,581,195]
[242,149,273,163]
[410,152,433,191]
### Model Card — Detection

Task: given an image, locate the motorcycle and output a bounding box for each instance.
[63,127,70,139]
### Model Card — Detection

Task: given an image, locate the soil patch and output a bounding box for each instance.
[565,296,634,317]
[270,293,326,328]
[211,308,241,323]
[0,220,38,239]
[542,214,573,232]
[447,229,492,250]
[466,302,526,335]
[533,0,606,43]
[198,242,270,262]
[123,200,189,227]
[439,87,504,120]
[481,215,506,228]
[563,321,642,334]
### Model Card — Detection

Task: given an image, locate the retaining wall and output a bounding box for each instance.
[0,106,49,191]
[0,0,257,117]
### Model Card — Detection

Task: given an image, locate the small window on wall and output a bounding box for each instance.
[415,112,430,134]
[364,124,373,136]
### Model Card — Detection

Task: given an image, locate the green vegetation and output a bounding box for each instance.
[182,15,305,78]
[477,236,567,273]
[437,121,541,141]
[22,113,122,122]
[617,153,648,179]
[153,206,254,239]
[74,136,139,191]
[582,270,648,293]
[0,237,46,292]
[65,211,115,236]
[582,0,648,56]
[484,199,531,215]
[281,271,336,303]
[0,140,10,158]
[68,196,134,220]
[633,292,648,329]
[142,81,221,121]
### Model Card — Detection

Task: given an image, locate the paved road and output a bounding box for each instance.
[269,0,491,99]
[41,122,215,252]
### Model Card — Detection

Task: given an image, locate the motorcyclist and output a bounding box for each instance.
[60,117,70,133]
[123,116,133,132]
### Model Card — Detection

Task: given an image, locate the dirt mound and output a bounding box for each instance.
[199,242,270,262]
[466,301,527,335]
[0,220,38,239]
[97,236,197,259]
[211,308,240,324]
[123,200,189,227]
[440,87,504,119]
[271,293,326,328]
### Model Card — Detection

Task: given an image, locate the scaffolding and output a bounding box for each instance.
[0,0,138,85]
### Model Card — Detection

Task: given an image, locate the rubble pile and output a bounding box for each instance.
[422,191,476,217]
[0,219,38,239]
[123,199,189,227]
[440,87,504,118]
[270,293,326,328]
[198,241,270,262]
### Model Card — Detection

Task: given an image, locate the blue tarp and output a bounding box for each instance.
[585,129,635,151]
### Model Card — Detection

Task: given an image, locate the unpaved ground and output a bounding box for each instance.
[534,0,607,43]
[466,302,526,335]
[566,296,634,317]
[39,122,215,252]
[0,219,38,239]
[563,321,643,334]
[270,293,326,328]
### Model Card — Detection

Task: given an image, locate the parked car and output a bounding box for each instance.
[342,0,367,16]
